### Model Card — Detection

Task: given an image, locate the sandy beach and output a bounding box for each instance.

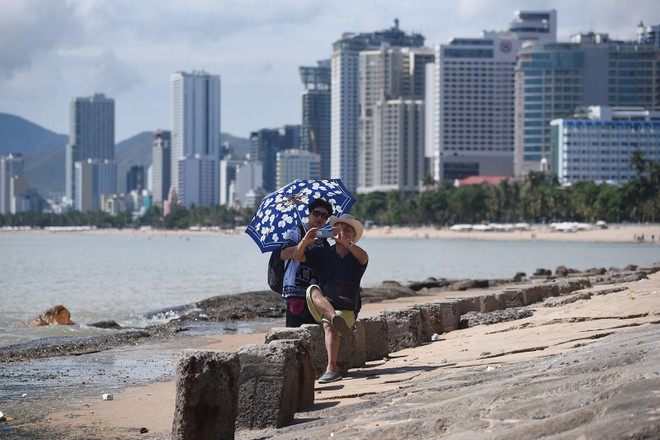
[0,226,658,439]
[4,223,659,244]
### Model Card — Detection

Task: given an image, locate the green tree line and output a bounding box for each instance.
[1,159,658,229]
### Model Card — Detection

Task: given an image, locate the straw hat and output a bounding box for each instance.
[329,214,364,243]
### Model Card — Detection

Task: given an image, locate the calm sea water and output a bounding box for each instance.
[1,231,658,347]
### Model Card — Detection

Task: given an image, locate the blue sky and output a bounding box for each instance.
[1,0,658,142]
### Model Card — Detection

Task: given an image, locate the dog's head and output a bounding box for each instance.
[42,305,75,325]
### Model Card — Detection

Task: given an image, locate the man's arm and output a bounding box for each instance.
[293,227,318,263]
[346,241,369,266]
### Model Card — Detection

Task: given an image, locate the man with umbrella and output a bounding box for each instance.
[292,213,368,383]
[279,198,334,327]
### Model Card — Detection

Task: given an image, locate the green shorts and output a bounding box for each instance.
[305,284,356,328]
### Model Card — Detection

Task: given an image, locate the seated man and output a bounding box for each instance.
[293,214,368,383]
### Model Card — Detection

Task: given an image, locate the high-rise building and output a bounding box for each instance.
[276,149,321,188]
[331,19,425,191]
[126,165,145,193]
[171,71,221,206]
[74,159,117,212]
[249,125,301,192]
[514,30,660,177]
[637,21,660,48]
[429,10,557,182]
[66,93,115,208]
[358,45,434,193]
[151,130,171,208]
[551,106,660,185]
[300,60,331,178]
[0,153,27,214]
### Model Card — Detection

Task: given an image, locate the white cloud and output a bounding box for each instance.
[89,50,143,95]
[0,0,81,79]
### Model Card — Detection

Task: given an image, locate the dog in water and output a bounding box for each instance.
[18,305,75,328]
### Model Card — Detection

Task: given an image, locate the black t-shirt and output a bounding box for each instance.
[304,245,368,311]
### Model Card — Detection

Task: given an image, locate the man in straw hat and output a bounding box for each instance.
[293,213,369,383]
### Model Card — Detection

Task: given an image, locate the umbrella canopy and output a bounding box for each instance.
[245,179,356,253]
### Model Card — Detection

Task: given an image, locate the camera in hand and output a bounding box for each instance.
[315,229,333,239]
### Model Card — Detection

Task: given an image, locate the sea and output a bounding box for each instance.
[1,230,658,348]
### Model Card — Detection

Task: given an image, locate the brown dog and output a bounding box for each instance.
[19,305,75,328]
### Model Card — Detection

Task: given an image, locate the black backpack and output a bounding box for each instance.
[267,225,304,294]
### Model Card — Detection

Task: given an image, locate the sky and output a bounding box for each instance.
[1,0,659,142]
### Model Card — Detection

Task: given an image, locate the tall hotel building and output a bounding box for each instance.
[429,10,556,182]
[171,71,221,208]
[514,30,660,177]
[151,130,171,208]
[65,93,115,210]
[0,153,28,214]
[358,45,434,193]
[331,20,424,191]
[300,60,331,179]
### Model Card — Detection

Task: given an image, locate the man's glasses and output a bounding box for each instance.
[311,210,330,220]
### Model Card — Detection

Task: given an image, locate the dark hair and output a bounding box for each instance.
[308,198,333,215]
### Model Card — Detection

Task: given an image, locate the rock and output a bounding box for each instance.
[17,305,75,328]
[88,320,122,330]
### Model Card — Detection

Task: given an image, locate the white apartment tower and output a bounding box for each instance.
[429,10,557,182]
[66,93,115,208]
[171,71,221,207]
[276,149,321,188]
[358,45,434,193]
[331,20,425,191]
[0,153,27,214]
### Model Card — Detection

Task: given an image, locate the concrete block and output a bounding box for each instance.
[269,339,315,411]
[361,315,389,361]
[480,294,502,312]
[236,343,298,429]
[172,350,240,440]
[434,300,461,333]
[301,323,326,377]
[381,308,424,352]
[498,288,524,308]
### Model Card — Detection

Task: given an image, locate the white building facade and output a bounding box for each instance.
[276,149,321,188]
[171,71,221,206]
[430,10,557,182]
[551,106,660,185]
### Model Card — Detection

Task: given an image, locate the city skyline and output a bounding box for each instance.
[1,0,659,142]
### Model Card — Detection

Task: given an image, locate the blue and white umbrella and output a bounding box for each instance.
[245,179,356,253]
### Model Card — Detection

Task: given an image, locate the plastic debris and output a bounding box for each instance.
[431,333,441,341]
[486,366,495,372]
[102,394,113,401]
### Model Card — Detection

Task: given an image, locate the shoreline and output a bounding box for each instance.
[1,223,659,244]
[1,266,659,438]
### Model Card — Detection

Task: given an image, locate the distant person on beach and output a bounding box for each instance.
[293,214,369,383]
[279,198,333,327]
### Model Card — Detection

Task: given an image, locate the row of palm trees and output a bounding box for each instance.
[1,155,658,228]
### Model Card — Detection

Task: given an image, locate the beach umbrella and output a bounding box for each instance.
[245,179,356,253]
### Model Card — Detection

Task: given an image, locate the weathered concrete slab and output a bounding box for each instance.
[172,350,240,440]
[236,343,299,429]
[361,315,390,361]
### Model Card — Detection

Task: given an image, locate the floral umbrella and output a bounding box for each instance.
[245,179,356,253]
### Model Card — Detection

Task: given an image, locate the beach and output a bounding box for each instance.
[4,222,658,244]
[0,226,658,439]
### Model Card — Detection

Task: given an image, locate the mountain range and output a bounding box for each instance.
[0,113,250,198]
